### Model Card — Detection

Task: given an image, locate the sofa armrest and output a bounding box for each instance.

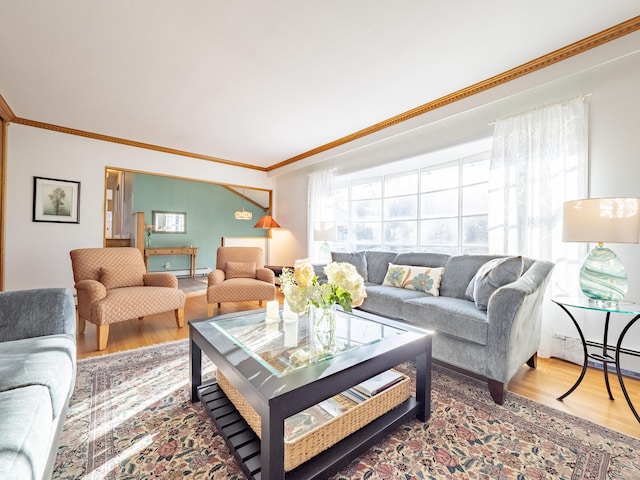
[0,288,76,342]
[144,273,178,288]
[208,269,225,286]
[256,267,275,284]
[74,279,106,321]
[485,260,555,375]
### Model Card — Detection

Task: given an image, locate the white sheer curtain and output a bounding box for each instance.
[308,168,336,261]
[488,97,588,359]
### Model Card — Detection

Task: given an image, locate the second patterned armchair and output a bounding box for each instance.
[207,246,276,316]
[70,247,186,350]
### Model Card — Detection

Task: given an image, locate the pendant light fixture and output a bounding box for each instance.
[234,188,253,220]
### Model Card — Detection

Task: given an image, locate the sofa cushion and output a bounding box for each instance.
[466,256,523,310]
[100,264,146,289]
[403,296,489,345]
[0,385,53,480]
[358,284,429,320]
[209,278,276,302]
[94,286,185,325]
[364,251,397,284]
[331,251,367,281]
[226,261,256,279]
[403,266,444,296]
[0,334,75,420]
[382,263,410,287]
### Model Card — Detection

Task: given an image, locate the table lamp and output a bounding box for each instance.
[314,222,336,263]
[563,197,640,304]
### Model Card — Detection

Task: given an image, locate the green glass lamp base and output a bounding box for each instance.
[579,245,628,303]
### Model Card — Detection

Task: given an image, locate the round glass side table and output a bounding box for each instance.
[552,296,640,423]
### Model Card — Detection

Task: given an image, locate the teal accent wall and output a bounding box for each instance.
[133,174,267,273]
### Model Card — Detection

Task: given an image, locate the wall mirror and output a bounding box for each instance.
[153,210,186,233]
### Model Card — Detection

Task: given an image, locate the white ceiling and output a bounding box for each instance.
[1,1,639,170]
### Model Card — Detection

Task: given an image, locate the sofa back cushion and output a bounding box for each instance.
[331,251,367,281]
[392,252,450,269]
[439,254,503,299]
[365,251,397,284]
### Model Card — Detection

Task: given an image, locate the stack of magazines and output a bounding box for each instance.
[284,398,347,442]
[341,370,403,404]
[283,370,404,442]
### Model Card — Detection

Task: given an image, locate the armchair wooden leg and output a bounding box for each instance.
[97,324,109,351]
[77,316,86,334]
[259,300,263,306]
[138,316,144,320]
[175,308,185,328]
[207,304,215,317]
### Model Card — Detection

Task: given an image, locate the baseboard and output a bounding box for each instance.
[149,267,210,277]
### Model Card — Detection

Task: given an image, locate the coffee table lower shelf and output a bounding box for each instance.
[197,381,419,480]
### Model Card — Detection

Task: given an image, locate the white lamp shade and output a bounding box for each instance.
[314,223,337,242]
[563,198,640,244]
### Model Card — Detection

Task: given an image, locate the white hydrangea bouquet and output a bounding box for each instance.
[280,258,367,314]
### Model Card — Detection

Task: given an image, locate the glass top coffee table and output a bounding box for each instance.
[190,307,433,479]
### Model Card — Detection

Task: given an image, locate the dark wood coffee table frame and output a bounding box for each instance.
[190,309,432,480]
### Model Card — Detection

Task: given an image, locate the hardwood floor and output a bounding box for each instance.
[76,291,640,438]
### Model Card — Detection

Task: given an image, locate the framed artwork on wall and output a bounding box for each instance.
[33,176,81,223]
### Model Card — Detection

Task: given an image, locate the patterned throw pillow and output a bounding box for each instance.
[226,261,257,279]
[382,264,444,296]
[382,263,410,287]
[100,265,146,290]
[403,266,444,296]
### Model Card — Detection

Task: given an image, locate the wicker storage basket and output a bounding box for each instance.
[217,370,411,472]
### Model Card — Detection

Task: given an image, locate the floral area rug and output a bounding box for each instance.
[53,340,640,479]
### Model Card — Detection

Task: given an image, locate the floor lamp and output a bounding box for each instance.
[563,197,640,305]
[254,215,281,265]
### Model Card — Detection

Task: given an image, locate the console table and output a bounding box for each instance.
[144,246,198,278]
[552,296,640,423]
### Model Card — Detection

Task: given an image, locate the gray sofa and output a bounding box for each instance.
[323,251,554,404]
[0,288,77,480]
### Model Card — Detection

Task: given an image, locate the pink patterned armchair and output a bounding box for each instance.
[207,246,276,316]
[70,247,186,350]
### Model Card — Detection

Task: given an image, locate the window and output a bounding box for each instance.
[330,140,491,254]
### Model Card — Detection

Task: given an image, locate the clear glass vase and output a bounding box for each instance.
[145,235,151,247]
[312,304,336,354]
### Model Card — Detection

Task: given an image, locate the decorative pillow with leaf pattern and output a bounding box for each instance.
[382,263,410,287]
[404,266,444,296]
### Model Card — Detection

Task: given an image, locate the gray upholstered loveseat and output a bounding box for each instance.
[0,288,76,480]
[321,251,554,404]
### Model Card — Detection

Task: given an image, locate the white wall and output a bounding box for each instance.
[5,125,274,291]
[272,42,640,372]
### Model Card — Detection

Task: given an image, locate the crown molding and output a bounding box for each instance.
[2,16,638,173]
[11,117,267,172]
[0,94,15,122]
[267,15,640,172]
